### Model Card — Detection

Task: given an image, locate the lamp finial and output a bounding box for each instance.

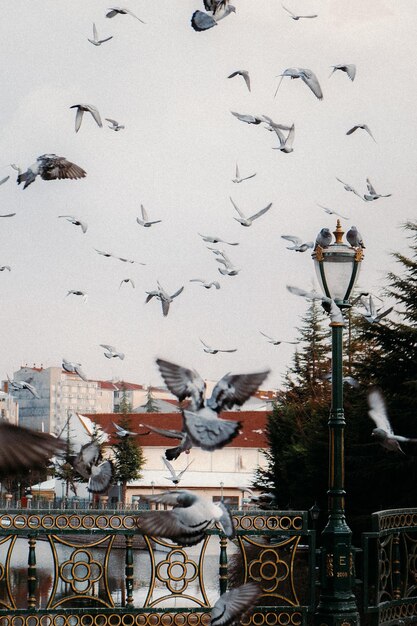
[333,219,344,244]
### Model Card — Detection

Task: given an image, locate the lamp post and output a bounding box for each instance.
[309,502,320,532]
[312,220,363,626]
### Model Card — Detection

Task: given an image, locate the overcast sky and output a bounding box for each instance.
[0,0,415,389]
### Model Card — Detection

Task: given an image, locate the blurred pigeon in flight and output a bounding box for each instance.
[231,111,263,125]
[317,204,348,220]
[315,228,332,249]
[271,124,295,153]
[7,375,40,398]
[329,64,356,81]
[95,249,113,258]
[200,339,237,354]
[336,177,363,199]
[232,163,256,183]
[156,358,269,452]
[281,4,317,19]
[259,331,299,346]
[62,359,88,381]
[119,278,135,289]
[368,388,417,454]
[190,279,221,289]
[364,178,391,202]
[322,372,359,388]
[105,118,125,131]
[100,344,125,360]
[275,68,323,100]
[88,23,113,46]
[70,104,102,133]
[346,226,365,248]
[227,70,251,92]
[199,233,238,246]
[136,204,162,227]
[145,282,184,317]
[230,197,272,226]
[141,423,193,461]
[66,290,88,302]
[0,422,65,476]
[113,422,137,437]
[58,215,88,233]
[360,296,393,324]
[346,124,376,142]
[138,489,235,545]
[214,250,240,276]
[210,583,261,626]
[17,155,86,189]
[0,266,11,272]
[0,213,15,218]
[287,285,344,325]
[281,235,313,252]
[106,7,145,22]
[162,457,194,485]
[73,442,113,492]
[191,1,236,32]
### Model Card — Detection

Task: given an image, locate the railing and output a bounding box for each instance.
[362,508,417,626]
[0,508,316,626]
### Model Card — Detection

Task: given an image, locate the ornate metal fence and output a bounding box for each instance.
[0,508,316,626]
[362,508,417,625]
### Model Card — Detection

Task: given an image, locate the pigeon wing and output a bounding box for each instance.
[248,203,272,222]
[74,108,84,132]
[40,157,86,181]
[368,388,394,434]
[156,359,206,409]
[88,460,113,493]
[191,10,217,31]
[299,69,323,100]
[210,583,261,626]
[0,423,64,475]
[281,235,302,246]
[183,411,241,451]
[229,196,245,218]
[208,371,270,411]
[23,382,40,398]
[73,442,100,479]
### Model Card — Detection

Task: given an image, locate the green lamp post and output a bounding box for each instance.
[312,220,363,626]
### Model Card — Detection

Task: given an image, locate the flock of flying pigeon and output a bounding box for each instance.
[0,1,411,619]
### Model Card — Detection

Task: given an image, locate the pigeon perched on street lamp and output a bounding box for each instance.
[138,489,235,545]
[156,358,269,452]
[346,226,365,249]
[314,228,332,249]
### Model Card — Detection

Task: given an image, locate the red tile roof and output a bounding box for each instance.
[87,411,269,448]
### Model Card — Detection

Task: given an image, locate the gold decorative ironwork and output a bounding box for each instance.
[326,554,334,578]
[233,513,305,533]
[0,536,16,609]
[47,534,115,608]
[313,245,324,262]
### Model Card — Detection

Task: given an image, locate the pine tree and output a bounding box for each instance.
[112,390,146,503]
[143,386,159,413]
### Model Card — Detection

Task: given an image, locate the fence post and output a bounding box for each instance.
[28,535,37,609]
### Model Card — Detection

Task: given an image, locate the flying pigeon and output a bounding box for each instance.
[106,7,145,22]
[200,339,237,354]
[317,204,349,220]
[17,155,86,189]
[322,373,359,388]
[191,1,236,31]
[287,285,344,325]
[231,111,263,125]
[281,4,317,19]
[105,118,125,131]
[58,215,88,233]
[138,489,235,545]
[368,388,417,454]
[363,178,391,202]
[7,375,40,398]
[271,124,295,153]
[113,422,137,437]
[0,266,11,272]
[315,228,332,249]
[335,177,363,199]
[230,197,272,226]
[119,278,135,289]
[275,68,323,100]
[95,249,113,258]
[73,442,113,492]
[62,359,88,381]
[227,70,251,92]
[281,235,314,252]
[156,358,269,452]
[214,250,240,276]
[259,331,299,346]
[145,282,184,316]
[346,226,365,248]
[0,423,65,476]
[210,583,261,626]
[140,423,193,461]
[100,344,125,360]
[136,204,162,227]
[198,233,238,246]
[232,163,256,183]
[329,64,356,81]
[88,23,113,46]
[70,104,102,133]
[66,290,88,302]
[190,279,221,289]
[346,124,376,142]
[162,457,194,485]
[360,296,393,324]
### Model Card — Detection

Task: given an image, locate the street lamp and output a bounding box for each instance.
[309,502,320,530]
[311,220,363,626]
